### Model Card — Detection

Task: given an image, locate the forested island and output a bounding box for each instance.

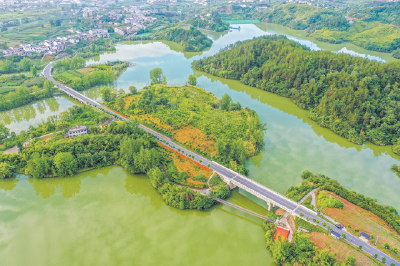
[103,80,266,175]
[187,12,229,32]
[0,79,265,210]
[192,35,400,152]
[155,26,213,52]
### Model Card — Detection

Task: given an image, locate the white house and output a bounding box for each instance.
[67,125,88,138]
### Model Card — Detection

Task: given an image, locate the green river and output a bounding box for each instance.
[1,23,400,265]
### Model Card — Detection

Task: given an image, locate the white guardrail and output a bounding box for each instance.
[211,161,318,215]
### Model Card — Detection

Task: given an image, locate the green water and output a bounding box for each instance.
[2,23,400,265]
[0,167,272,266]
[0,96,77,134]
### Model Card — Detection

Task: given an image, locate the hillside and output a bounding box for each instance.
[192,35,400,150]
[155,27,212,52]
[261,3,400,57]
[106,84,266,174]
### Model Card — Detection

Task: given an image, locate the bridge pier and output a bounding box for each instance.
[219,174,237,190]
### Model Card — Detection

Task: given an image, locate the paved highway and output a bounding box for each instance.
[43,62,399,266]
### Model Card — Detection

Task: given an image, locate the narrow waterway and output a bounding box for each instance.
[1,23,400,265]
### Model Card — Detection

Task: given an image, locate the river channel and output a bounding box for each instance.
[1,23,400,265]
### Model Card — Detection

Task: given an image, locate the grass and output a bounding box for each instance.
[0,87,18,94]
[320,191,400,258]
[302,195,314,211]
[307,232,383,266]
[296,217,326,233]
[209,174,223,187]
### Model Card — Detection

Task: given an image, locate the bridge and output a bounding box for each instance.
[43,62,399,266]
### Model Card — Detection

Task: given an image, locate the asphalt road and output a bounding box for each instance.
[43,62,399,266]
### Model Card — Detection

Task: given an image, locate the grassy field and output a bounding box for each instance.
[319,191,400,259]
[308,232,383,266]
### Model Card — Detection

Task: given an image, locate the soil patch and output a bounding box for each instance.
[320,191,400,251]
[308,232,381,266]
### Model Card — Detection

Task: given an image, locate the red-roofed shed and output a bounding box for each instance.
[274,226,290,241]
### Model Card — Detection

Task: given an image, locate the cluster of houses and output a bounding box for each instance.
[1,28,109,58]
[194,0,208,6]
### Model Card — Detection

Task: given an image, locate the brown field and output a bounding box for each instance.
[42,54,53,61]
[77,68,93,74]
[172,153,213,185]
[308,232,381,266]
[320,191,400,252]
[173,125,216,155]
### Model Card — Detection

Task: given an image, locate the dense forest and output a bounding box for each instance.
[105,83,266,174]
[156,27,212,52]
[0,79,55,111]
[261,4,400,55]
[192,35,400,151]
[187,12,229,32]
[0,105,217,210]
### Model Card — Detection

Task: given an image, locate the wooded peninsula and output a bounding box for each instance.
[192,35,400,152]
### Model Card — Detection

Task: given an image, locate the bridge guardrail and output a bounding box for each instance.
[212,161,303,208]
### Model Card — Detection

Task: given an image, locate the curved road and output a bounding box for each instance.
[43,62,399,266]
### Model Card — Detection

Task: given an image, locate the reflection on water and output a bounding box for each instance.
[0,96,75,133]
[0,166,271,266]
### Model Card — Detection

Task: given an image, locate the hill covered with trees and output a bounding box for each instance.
[104,83,266,175]
[187,12,229,32]
[261,4,400,57]
[156,27,212,52]
[192,35,400,151]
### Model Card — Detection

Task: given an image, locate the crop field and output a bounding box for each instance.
[320,191,400,257]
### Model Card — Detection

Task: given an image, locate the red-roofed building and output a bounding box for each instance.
[274,226,290,241]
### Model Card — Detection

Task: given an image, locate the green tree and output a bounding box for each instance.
[118,88,124,96]
[129,85,137,94]
[150,68,164,85]
[0,123,10,140]
[220,93,232,110]
[344,256,356,266]
[382,257,386,263]
[54,152,78,176]
[25,154,51,179]
[188,74,197,86]
[19,58,32,71]
[100,86,111,102]
[30,65,37,76]
[116,97,126,110]
[0,162,14,179]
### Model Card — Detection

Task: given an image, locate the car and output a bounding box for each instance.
[335,223,344,229]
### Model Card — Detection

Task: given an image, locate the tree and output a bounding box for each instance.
[19,58,32,71]
[162,75,167,85]
[54,152,78,176]
[118,88,124,96]
[374,254,378,259]
[116,97,125,110]
[344,256,356,266]
[210,185,230,199]
[30,65,37,76]
[129,85,137,94]
[342,233,347,239]
[25,154,51,179]
[188,74,197,86]
[150,68,164,85]
[100,86,111,102]
[220,93,232,110]
[0,123,10,140]
[382,257,386,263]
[0,162,13,179]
